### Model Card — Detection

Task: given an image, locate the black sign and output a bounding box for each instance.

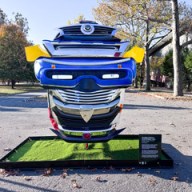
[139,134,161,162]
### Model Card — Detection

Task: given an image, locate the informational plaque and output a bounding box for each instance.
[139,134,161,162]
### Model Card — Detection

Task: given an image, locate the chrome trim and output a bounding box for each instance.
[40,84,77,88]
[48,42,122,46]
[41,58,130,66]
[43,40,129,57]
[55,89,121,105]
[80,24,95,35]
[41,82,131,89]
[53,97,120,111]
[58,125,115,133]
[57,24,116,36]
[97,83,132,88]
[58,24,116,30]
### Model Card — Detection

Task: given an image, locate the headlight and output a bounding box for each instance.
[52,75,73,80]
[34,60,41,78]
[102,74,119,79]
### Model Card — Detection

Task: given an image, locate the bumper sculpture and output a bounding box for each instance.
[25,21,144,142]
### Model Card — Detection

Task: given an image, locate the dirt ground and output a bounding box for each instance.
[0,90,192,192]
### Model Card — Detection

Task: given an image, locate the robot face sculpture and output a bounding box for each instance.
[25,21,144,143]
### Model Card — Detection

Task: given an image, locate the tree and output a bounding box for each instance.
[0,24,33,88]
[93,0,172,91]
[159,48,192,91]
[184,50,192,91]
[171,0,183,96]
[184,51,192,72]
[0,8,7,25]
[94,0,192,95]
[67,15,86,25]
[162,50,174,78]
[13,12,29,34]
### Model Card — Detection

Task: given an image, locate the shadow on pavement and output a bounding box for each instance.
[123,104,191,110]
[0,178,57,192]
[0,94,47,112]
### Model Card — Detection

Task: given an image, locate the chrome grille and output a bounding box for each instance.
[55,89,121,104]
[61,25,115,36]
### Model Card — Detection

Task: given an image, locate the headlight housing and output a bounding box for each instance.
[34,60,41,80]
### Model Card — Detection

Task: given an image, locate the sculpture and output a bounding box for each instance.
[25,21,144,143]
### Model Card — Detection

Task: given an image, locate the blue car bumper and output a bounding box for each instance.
[35,57,136,89]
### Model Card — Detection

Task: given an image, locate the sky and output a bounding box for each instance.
[0,0,192,44]
[0,0,100,44]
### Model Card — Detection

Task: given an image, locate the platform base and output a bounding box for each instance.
[0,135,173,169]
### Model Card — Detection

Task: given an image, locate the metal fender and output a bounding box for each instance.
[25,45,51,62]
[123,46,145,63]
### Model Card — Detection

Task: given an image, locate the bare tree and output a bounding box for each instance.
[93,0,172,91]
[171,0,183,96]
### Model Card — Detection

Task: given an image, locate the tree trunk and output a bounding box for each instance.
[11,80,16,89]
[134,76,138,88]
[145,47,150,91]
[145,19,150,91]
[171,0,183,96]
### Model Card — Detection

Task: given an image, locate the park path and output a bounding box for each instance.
[0,90,192,192]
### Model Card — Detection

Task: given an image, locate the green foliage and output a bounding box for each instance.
[93,0,172,45]
[161,48,192,91]
[183,50,192,90]
[161,50,173,77]
[161,49,190,78]
[151,56,164,70]
[13,12,29,34]
[184,51,192,72]
[0,8,7,25]
[0,17,35,85]
[67,15,85,25]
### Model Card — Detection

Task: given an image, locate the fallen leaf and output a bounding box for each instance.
[137,172,143,177]
[148,177,158,186]
[43,168,53,176]
[0,169,6,175]
[71,179,82,189]
[96,176,101,182]
[24,176,32,181]
[95,176,107,183]
[171,176,179,181]
[0,169,18,177]
[169,122,176,127]
[61,169,68,178]
[61,172,68,178]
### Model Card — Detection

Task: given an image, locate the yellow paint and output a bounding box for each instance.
[123,46,145,63]
[25,45,51,62]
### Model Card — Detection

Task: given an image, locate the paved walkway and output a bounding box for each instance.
[0,91,192,192]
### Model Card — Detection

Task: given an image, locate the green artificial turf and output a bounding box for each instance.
[7,139,140,162]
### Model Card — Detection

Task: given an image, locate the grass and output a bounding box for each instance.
[0,84,43,95]
[7,139,140,162]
